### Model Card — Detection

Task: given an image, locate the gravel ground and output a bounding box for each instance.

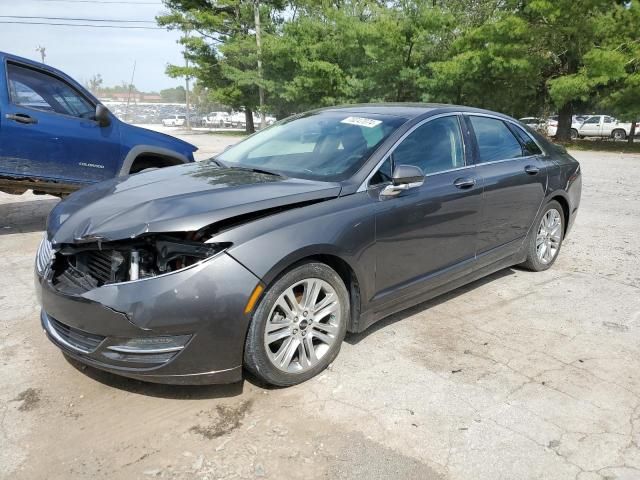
[1,134,639,480]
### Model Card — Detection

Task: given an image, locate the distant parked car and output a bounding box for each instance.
[229,112,246,128]
[519,117,546,132]
[162,115,186,127]
[570,115,634,140]
[203,111,231,128]
[546,115,588,137]
[0,51,197,197]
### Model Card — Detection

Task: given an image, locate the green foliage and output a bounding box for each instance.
[157,0,640,131]
[160,86,187,102]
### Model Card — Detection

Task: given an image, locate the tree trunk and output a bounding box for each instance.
[245,108,255,134]
[629,121,637,145]
[556,103,573,142]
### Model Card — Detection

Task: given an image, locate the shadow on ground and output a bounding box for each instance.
[60,268,522,397]
[0,198,59,235]
[64,354,246,399]
[346,267,517,345]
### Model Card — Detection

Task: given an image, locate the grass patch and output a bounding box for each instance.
[558,139,640,154]
[207,130,247,137]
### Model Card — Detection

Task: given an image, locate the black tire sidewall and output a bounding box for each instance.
[244,262,349,387]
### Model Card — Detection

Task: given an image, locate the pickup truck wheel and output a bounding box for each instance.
[570,129,578,140]
[612,129,626,141]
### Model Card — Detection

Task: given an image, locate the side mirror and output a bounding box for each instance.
[380,164,424,198]
[95,104,111,127]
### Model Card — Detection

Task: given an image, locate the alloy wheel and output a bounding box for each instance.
[264,278,341,373]
[536,208,562,264]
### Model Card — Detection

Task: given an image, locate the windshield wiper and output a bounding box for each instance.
[209,158,226,168]
[227,164,282,177]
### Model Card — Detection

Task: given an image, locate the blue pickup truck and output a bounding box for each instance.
[0,52,197,197]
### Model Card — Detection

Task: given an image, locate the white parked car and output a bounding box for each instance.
[203,111,230,128]
[571,115,634,140]
[519,117,546,132]
[162,115,186,127]
[546,115,588,137]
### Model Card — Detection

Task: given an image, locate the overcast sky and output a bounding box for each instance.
[0,0,185,92]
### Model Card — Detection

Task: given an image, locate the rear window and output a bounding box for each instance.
[510,125,542,156]
[468,116,523,163]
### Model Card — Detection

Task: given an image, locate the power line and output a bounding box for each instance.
[0,15,156,23]
[27,0,161,4]
[0,21,164,30]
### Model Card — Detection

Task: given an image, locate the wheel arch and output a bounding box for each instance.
[119,145,190,176]
[253,247,364,333]
[548,192,571,236]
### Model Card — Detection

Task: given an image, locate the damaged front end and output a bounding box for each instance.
[48,233,231,293]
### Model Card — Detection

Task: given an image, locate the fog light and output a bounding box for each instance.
[107,335,191,354]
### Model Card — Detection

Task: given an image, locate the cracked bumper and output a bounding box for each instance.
[35,252,260,385]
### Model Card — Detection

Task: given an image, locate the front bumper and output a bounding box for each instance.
[36,252,260,385]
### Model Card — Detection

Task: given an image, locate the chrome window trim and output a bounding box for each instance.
[358,112,466,192]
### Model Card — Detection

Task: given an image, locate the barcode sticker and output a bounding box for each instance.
[340,116,382,128]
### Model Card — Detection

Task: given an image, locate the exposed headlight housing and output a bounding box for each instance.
[51,234,231,288]
[36,234,55,274]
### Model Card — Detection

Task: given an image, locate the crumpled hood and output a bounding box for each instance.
[48,160,341,244]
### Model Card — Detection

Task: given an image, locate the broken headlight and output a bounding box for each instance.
[54,235,230,287]
[36,234,55,274]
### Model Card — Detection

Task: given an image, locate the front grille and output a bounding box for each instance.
[48,316,105,353]
[85,250,120,284]
[52,250,126,293]
[36,235,54,273]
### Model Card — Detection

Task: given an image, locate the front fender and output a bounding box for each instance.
[214,193,378,310]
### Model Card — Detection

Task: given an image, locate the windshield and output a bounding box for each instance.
[217,110,407,181]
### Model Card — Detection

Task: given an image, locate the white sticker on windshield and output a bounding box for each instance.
[340,116,382,128]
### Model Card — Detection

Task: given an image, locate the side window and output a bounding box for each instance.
[511,125,542,156]
[584,116,600,124]
[604,116,614,124]
[391,116,465,175]
[469,116,523,163]
[7,63,94,118]
[369,158,393,186]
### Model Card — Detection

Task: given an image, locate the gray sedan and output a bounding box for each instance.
[35,104,581,386]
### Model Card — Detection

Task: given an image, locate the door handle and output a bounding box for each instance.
[524,165,540,175]
[453,177,476,189]
[5,113,38,124]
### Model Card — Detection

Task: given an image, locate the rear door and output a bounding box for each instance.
[0,61,121,183]
[465,115,547,266]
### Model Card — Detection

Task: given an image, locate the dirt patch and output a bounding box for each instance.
[13,388,41,412]
[190,399,253,439]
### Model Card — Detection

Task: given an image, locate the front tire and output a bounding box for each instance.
[570,129,578,140]
[521,201,564,272]
[244,262,349,387]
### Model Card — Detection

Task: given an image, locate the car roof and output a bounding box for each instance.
[319,103,518,121]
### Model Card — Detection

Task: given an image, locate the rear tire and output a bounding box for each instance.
[244,262,349,387]
[612,129,626,141]
[570,129,578,140]
[521,200,564,272]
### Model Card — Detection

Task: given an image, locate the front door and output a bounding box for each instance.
[578,115,603,137]
[371,114,482,310]
[0,61,120,183]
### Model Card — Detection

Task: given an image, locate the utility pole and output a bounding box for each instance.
[184,29,191,131]
[124,60,136,123]
[36,45,46,63]
[254,0,266,129]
